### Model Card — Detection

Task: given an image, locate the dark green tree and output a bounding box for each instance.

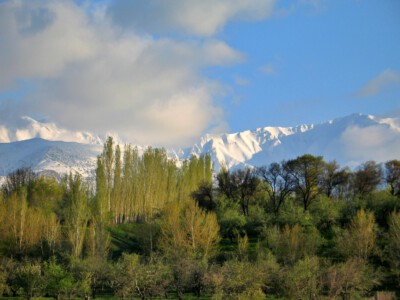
[287,154,325,210]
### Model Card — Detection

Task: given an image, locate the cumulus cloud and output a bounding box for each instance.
[0,0,252,147]
[341,125,400,163]
[106,0,275,37]
[355,69,400,98]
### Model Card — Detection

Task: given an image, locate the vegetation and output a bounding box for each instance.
[0,137,399,299]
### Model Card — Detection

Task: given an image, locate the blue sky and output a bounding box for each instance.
[0,0,399,146]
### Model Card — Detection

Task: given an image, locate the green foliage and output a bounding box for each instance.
[217,202,246,242]
[337,209,377,259]
[14,260,43,300]
[324,258,380,299]
[42,257,74,299]
[385,211,400,285]
[215,259,267,299]
[1,139,399,298]
[283,256,322,300]
[266,224,322,265]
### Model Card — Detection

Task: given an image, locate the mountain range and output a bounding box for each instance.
[0,113,399,178]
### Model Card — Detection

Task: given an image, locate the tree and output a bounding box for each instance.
[320,161,350,198]
[14,261,43,300]
[63,174,90,259]
[352,161,382,197]
[258,161,294,215]
[191,181,215,212]
[385,211,400,285]
[287,154,325,210]
[217,259,267,299]
[337,209,376,259]
[324,258,380,299]
[159,201,220,261]
[266,224,321,265]
[2,168,35,196]
[42,258,74,300]
[283,256,322,300]
[385,159,400,197]
[217,167,259,216]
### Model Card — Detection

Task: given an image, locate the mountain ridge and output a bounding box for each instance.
[0,113,399,177]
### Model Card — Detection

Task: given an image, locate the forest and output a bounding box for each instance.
[0,137,399,300]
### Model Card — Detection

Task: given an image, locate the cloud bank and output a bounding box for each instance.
[0,0,274,147]
[341,124,400,164]
[355,69,400,98]
[107,0,275,36]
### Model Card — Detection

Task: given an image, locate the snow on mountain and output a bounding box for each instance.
[0,116,105,145]
[0,138,102,178]
[183,113,400,170]
[0,113,399,179]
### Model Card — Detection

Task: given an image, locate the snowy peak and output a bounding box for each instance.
[0,116,104,144]
[0,138,101,178]
[187,113,400,170]
[0,113,399,178]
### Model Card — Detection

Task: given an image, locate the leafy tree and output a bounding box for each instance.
[258,161,294,215]
[217,204,246,242]
[385,211,400,285]
[191,181,215,212]
[2,168,35,196]
[287,154,325,210]
[283,256,322,300]
[73,256,112,299]
[134,257,172,300]
[337,209,376,259]
[320,161,350,198]
[63,173,90,259]
[217,167,259,216]
[42,258,74,300]
[111,253,139,299]
[159,201,220,261]
[385,159,400,197]
[324,258,380,299]
[266,224,321,265]
[14,261,43,300]
[352,161,382,197]
[216,259,267,299]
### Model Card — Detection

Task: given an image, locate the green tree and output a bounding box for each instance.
[266,224,321,265]
[337,209,376,259]
[42,258,74,300]
[217,259,267,300]
[352,161,382,197]
[385,159,400,197]
[14,261,43,300]
[385,211,400,285]
[63,174,90,259]
[159,201,220,261]
[320,161,350,198]
[324,258,380,299]
[283,256,322,300]
[287,154,325,210]
[258,161,294,215]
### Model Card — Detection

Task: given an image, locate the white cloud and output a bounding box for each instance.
[106,0,276,37]
[341,125,400,163]
[259,64,276,75]
[355,69,400,97]
[0,0,248,147]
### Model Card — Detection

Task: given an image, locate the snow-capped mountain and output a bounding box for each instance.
[0,138,102,179]
[0,116,116,145]
[179,113,400,170]
[0,113,399,178]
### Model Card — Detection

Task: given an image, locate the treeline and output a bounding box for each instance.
[0,138,399,299]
